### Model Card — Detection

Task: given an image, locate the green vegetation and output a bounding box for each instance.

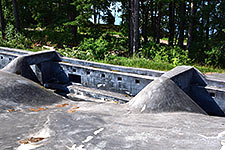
[57,42,225,74]
[0,0,224,74]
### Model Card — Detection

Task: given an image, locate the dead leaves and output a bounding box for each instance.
[55,103,69,108]
[67,109,76,113]
[27,103,79,114]
[8,109,15,112]
[29,107,47,112]
[27,103,69,112]
[19,137,45,144]
[67,107,80,114]
[7,109,22,113]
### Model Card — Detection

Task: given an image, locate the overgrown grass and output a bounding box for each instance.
[98,56,225,74]
[98,56,174,71]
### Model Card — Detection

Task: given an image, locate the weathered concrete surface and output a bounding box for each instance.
[0,71,225,149]
[128,77,206,114]
[0,71,63,112]
[206,73,225,81]
[1,100,225,150]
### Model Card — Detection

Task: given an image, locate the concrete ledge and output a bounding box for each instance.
[0,46,31,55]
[62,57,165,77]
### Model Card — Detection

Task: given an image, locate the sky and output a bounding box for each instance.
[90,2,122,25]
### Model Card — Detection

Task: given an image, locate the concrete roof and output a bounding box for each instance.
[0,71,225,150]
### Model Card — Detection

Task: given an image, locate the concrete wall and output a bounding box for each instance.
[60,62,155,95]
[0,47,157,96]
[0,46,225,100]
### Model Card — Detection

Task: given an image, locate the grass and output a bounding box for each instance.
[97,56,225,74]
[98,56,174,71]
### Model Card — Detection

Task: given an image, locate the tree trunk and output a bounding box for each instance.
[141,1,149,44]
[187,1,197,49]
[97,9,100,24]
[0,0,5,38]
[93,5,97,24]
[205,0,210,41]
[129,0,140,55]
[68,0,77,43]
[12,0,20,32]
[128,0,133,55]
[70,13,77,42]
[150,0,156,41]
[169,1,175,46]
[178,1,186,48]
[156,1,162,44]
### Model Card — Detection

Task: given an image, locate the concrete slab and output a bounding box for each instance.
[0,71,63,112]
[1,99,225,150]
[206,73,225,81]
[0,70,225,150]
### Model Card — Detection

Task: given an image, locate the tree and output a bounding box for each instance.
[140,0,150,43]
[12,0,20,32]
[168,1,175,46]
[187,1,197,49]
[129,0,140,55]
[156,1,162,44]
[178,1,185,48]
[0,0,5,38]
[151,0,157,41]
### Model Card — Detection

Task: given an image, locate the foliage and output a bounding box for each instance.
[0,0,225,73]
[204,41,225,68]
[0,24,31,49]
[141,41,191,66]
[58,36,110,60]
[77,37,109,60]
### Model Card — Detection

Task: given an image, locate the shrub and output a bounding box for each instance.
[141,41,191,66]
[204,41,225,68]
[77,37,109,60]
[0,24,32,49]
[57,36,111,61]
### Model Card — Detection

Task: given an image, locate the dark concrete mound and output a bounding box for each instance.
[129,66,225,117]
[128,77,206,114]
[162,66,225,116]
[0,71,62,111]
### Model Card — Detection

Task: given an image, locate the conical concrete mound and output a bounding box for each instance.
[0,71,63,111]
[128,77,206,114]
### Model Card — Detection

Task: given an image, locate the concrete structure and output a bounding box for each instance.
[0,47,225,149]
[0,47,225,111]
[129,66,225,116]
[128,77,206,114]
[0,47,161,97]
